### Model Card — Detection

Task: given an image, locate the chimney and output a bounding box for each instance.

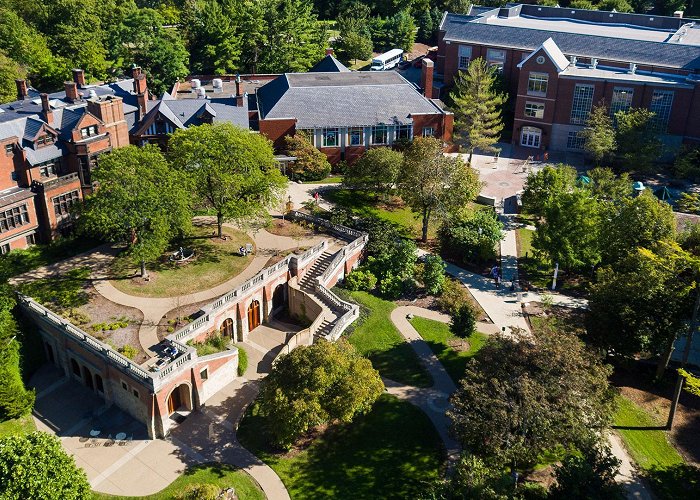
[674,10,684,18]
[131,65,142,79]
[15,79,28,100]
[40,93,53,126]
[420,58,434,99]
[629,63,637,74]
[134,74,149,117]
[72,68,86,88]
[325,48,334,56]
[235,74,245,107]
[64,81,79,101]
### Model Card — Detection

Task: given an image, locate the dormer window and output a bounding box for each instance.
[36,134,54,146]
[4,144,13,155]
[80,125,99,139]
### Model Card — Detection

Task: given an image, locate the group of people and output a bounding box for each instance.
[239,246,251,256]
[491,265,517,291]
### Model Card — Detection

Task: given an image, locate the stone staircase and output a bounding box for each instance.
[298,247,347,339]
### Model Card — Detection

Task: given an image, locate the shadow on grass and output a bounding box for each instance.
[647,463,700,500]
[16,267,91,310]
[612,425,668,431]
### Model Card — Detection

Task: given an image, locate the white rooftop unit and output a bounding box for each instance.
[196,87,206,98]
[191,79,201,89]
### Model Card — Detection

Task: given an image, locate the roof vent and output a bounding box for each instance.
[570,55,578,65]
[88,89,97,99]
[629,63,637,74]
[674,10,684,18]
[591,58,598,69]
[191,79,201,89]
[196,87,206,98]
[212,78,223,89]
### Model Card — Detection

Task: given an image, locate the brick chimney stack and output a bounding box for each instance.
[235,74,244,107]
[64,81,79,102]
[325,48,334,56]
[40,93,53,126]
[15,79,28,100]
[135,74,149,117]
[420,58,434,99]
[72,68,86,88]
[131,65,142,80]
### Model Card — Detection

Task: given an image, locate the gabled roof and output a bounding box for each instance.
[309,55,351,73]
[518,37,569,72]
[256,71,447,128]
[134,97,249,135]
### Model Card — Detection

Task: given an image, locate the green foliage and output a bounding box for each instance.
[284,133,332,182]
[615,108,663,171]
[423,454,518,500]
[436,278,472,315]
[184,0,242,75]
[80,145,192,277]
[550,444,624,500]
[580,104,616,165]
[0,51,25,104]
[237,345,248,376]
[399,137,482,242]
[676,192,700,215]
[421,254,447,295]
[674,146,700,182]
[169,123,285,238]
[344,269,377,291]
[522,164,577,219]
[569,0,596,8]
[377,272,406,299]
[337,30,373,64]
[585,167,632,203]
[597,0,634,12]
[382,9,415,52]
[17,267,91,312]
[679,368,700,397]
[0,304,35,421]
[118,344,138,360]
[450,303,476,339]
[177,482,220,500]
[439,208,504,263]
[449,327,615,467]
[188,334,229,356]
[0,431,90,500]
[343,148,403,195]
[257,339,384,449]
[365,238,416,297]
[451,58,507,158]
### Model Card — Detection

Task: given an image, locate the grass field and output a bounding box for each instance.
[409,316,487,384]
[0,414,36,438]
[337,290,431,387]
[110,225,253,298]
[237,394,444,499]
[92,463,264,500]
[302,176,343,184]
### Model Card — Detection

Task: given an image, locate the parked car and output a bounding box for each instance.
[398,60,411,70]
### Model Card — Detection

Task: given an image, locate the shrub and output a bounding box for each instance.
[674,146,700,182]
[550,444,624,499]
[118,344,138,360]
[436,278,470,315]
[378,272,406,299]
[167,326,175,333]
[67,309,90,325]
[177,483,220,500]
[237,346,248,376]
[284,133,332,181]
[344,269,377,291]
[421,254,446,295]
[439,209,503,263]
[450,304,477,339]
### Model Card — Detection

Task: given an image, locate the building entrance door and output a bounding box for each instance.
[168,387,182,414]
[520,127,542,148]
[248,300,261,331]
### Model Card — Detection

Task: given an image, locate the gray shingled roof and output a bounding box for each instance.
[309,55,351,73]
[257,72,445,128]
[441,12,700,70]
[135,97,249,135]
[25,143,65,166]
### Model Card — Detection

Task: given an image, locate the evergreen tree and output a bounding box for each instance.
[382,9,415,52]
[451,58,507,163]
[416,8,434,43]
[185,0,242,75]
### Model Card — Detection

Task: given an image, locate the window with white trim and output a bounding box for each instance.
[527,73,548,96]
[80,125,99,139]
[371,125,388,145]
[53,191,79,217]
[610,87,633,117]
[524,102,545,119]
[322,128,339,147]
[458,45,472,70]
[396,124,412,140]
[348,127,364,146]
[566,131,585,150]
[4,144,12,155]
[422,127,435,137]
[570,84,595,125]
[649,89,674,133]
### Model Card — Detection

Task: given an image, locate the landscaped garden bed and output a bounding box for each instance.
[109,224,254,298]
[265,218,316,238]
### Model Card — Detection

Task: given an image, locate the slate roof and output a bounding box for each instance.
[257,71,446,128]
[441,11,700,70]
[309,55,351,73]
[134,96,249,135]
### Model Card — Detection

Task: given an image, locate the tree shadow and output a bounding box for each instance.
[646,463,700,499]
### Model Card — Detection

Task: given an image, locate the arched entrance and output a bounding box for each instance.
[167,384,193,415]
[272,284,285,311]
[82,366,94,391]
[248,300,261,331]
[220,318,234,339]
[71,359,80,378]
[520,126,542,148]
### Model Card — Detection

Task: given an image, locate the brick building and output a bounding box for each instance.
[436,4,700,152]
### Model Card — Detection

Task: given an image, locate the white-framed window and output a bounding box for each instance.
[422,127,435,137]
[200,368,209,380]
[396,124,412,140]
[4,143,12,155]
[570,84,595,125]
[322,128,339,147]
[0,243,9,255]
[524,102,545,119]
[26,233,35,246]
[610,87,633,116]
[520,126,541,148]
[80,125,99,139]
[566,131,585,150]
[650,89,674,133]
[0,204,30,234]
[348,127,364,146]
[458,45,472,70]
[527,73,548,96]
[371,125,388,145]
[487,48,506,72]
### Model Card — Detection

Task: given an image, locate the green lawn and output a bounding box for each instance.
[0,414,36,438]
[92,463,264,500]
[303,176,343,184]
[323,189,437,240]
[337,289,431,387]
[409,316,487,384]
[110,225,253,298]
[237,394,444,499]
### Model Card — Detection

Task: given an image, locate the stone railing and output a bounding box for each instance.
[271,325,315,366]
[287,210,364,241]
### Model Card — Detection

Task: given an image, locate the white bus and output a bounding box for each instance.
[370,49,404,71]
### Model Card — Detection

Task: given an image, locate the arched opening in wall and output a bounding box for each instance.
[220,318,234,339]
[82,366,94,391]
[45,342,55,364]
[167,383,193,415]
[248,300,261,331]
[95,374,104,393]
[272,284,286,312]
[71,359,80,378]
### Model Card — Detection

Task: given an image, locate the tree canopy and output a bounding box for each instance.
[343,147,402,195]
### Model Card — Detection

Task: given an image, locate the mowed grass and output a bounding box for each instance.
[409,316,488,384]
[92,463,264,500]
[110,225,253,298]
[0,414,36,438]
[338,290,431,387]
[302,176,343,184]
[323,189,438,240]
[237,394,444,499]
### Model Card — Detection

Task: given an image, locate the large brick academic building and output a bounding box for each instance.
[436,4,700,152]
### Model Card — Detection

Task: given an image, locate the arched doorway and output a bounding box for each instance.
[82,366,94,391]
[220,318,234,338]
[95,374,104,393]
[272,284,285,311]
[71,359,80,378]
[167,384,193,415]
[248,300,261,331]
[520,126,542,148]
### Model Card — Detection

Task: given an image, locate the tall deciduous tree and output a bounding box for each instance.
[0,432,90,500]
[382,9,416,52]
[343,148,402,196]
[338,30,373,64]
[80,145,192,277]
[257,339,384,449]
[449,327,615,468]
[580,104,616,165]
[438,208,504,263]
[284,133,332,181]
[0,51,24,104]
[169,123,286,238]
[521,164,577,219]
[399,137,482,242]
[0,291,35,420]
[185,0,242,75]
[615,108,662,171]
[451,58,507,163]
